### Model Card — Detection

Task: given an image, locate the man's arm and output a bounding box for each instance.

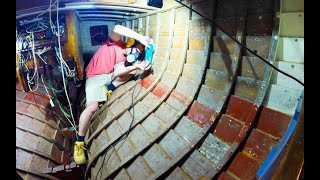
[113,61,151,77]
[113,25,151,48]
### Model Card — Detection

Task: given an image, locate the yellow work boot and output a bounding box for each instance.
[104,86,113,99]
[74,141,86,165]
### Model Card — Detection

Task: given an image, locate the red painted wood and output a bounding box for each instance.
[61,151,69,164]
[16,101,30,113]
[243,129,278,161]
[140,76,155,89]
[24,93,50,107]
[214,115,244,144]
[51,144,62,163]
[256,107,291,138]
[187,101,216,128]
[152,82,170,99]
[217,172,237,180]
[228,152,261,180]
[226,96,256,123]
[170,89,190,106]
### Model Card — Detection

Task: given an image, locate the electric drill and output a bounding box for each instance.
[145,43,154,64]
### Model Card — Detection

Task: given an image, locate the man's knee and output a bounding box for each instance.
[112,75,132,87]
[86,103,98,114]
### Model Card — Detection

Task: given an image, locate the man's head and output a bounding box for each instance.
[110,31,121,42]
[124,38,145,66]
[125,38,144,54]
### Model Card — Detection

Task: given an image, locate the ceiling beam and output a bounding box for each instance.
[77,10,139,16]
[78,14,127,19]
[16,2,156,19]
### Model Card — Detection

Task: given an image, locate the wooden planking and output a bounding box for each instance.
[199,133,230,165]
[174,116,203,143]
[214,114,244,144]
[256,106,291,138]
[243,129,278,161]
[159,130,190,159]
[189,19,212,37]
[241,56,265,80]
[186,50,207,69]
[272,61,304,90]
[235,76,262,103]
[246,14,273,36]
[197,85,226,112]
[227,152,261,179]
[16,90,70,178]
[174,7,190,25]
[279,12,304,37]
[205,69,229,91]
[245,36,271,59]
[175,76,199,101]
[264,84,302,115]
[143,144,173,172]
[209,52,233,72]
[186,101,217,127]
[126,156,154,180]
[182,64,204,82]
[281,0,304,12]
[276,37,304,63]
[166,167,192,180]
[181,150,215,179]
[213,35,235,54]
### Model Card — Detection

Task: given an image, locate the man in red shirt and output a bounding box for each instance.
[74,25,151,165]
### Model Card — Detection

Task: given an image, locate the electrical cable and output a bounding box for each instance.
[27,33,40,92]
[94,71,145,180]
[47,81,72,119]
[36,0,58,18]
[175,0,304,87]
[56,0,78,136]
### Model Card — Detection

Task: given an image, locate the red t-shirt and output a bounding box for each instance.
[85,39,126,78]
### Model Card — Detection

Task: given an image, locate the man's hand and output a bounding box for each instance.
[140,36,153,49]
[134,61,151,71]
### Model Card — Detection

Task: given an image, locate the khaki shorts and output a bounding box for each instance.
[85,73,113,104]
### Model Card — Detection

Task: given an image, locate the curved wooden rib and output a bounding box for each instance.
[16,90,71,180]
[16,110,69,141]
[86,76,160,146]
[145,15,246,180]
[17,167,60,180]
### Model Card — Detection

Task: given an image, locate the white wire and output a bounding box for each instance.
[48,0,74,77]
[36,54,48,64]
[36,46,52,65]
[55,47,75,77]
[27,33,40,92]
[36,0,58,18]
[25,22,48,34]
[41,74,51,98]
[56,0,78,135]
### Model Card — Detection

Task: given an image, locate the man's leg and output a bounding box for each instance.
[112,74,134,88]
[74,101,98,165]
[78,101,99,136]
[105,74,135,98]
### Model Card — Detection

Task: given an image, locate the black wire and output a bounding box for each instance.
[94,71,144,180]
[175,0,304,86]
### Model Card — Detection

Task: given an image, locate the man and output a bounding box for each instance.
[74,25,151,165]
